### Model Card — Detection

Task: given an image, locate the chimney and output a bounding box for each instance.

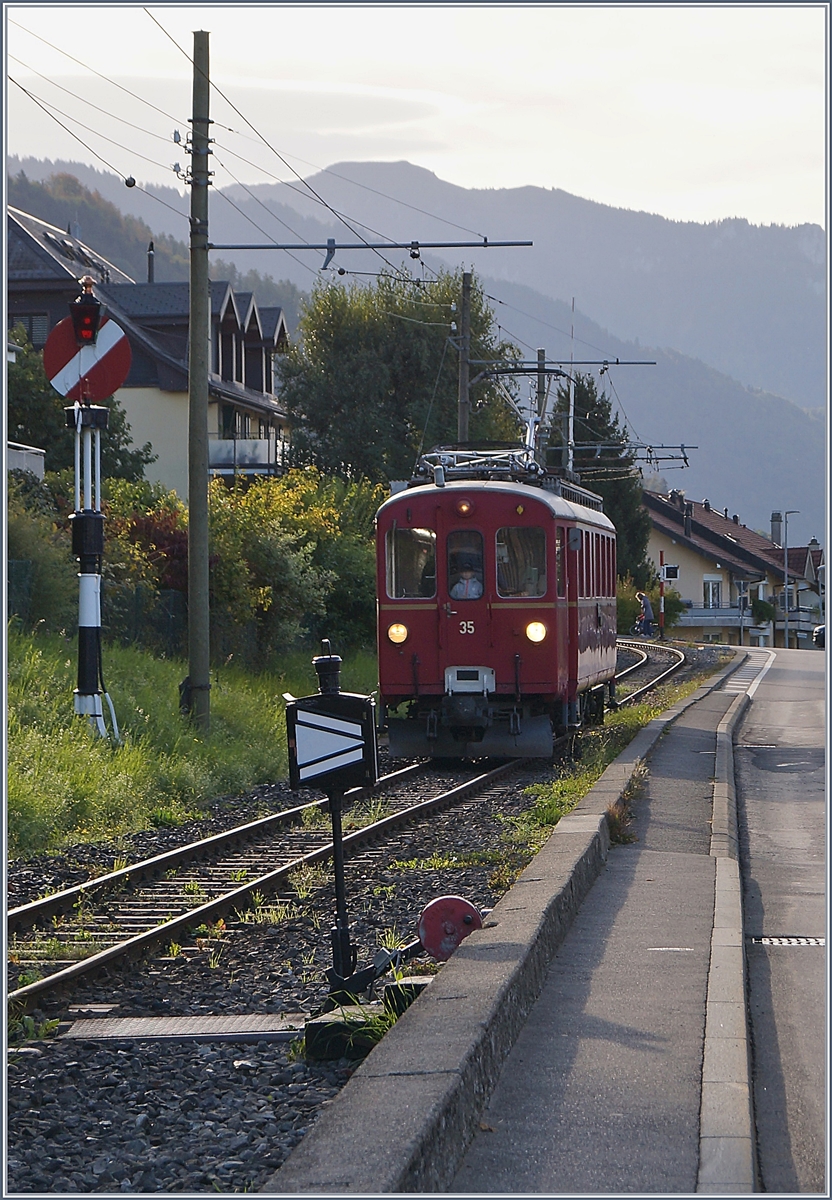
[724,507,729,519]
[147,241,155,284]
[771,511,782,546]
[684,502,693,538]
[703,499,711,511]
[733,514,739,524]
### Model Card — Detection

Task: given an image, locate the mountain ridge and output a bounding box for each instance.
[6,156,825,542]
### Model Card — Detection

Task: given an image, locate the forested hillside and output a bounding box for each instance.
[6,169,307,330]
[7,160,824,542]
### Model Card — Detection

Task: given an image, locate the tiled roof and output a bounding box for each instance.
[259,307,287,342]
[212,281,238,321]
[644,490,793,581]
[8,208,133,286]
[96,282,190,318]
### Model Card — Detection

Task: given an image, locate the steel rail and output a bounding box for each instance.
[615,639,649,682]
[615,641,687,705]
[9,760,521,1008]
[8,762,426,936]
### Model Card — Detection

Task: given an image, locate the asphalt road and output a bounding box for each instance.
[734,647,826,1193]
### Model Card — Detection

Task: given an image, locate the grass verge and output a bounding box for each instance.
[494,674,714,891]
[7,624,377,858]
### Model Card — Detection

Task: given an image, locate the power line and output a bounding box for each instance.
[142,10,406,278]
[8,77,189,225]
[483,291,612,357]
[8,54,177,145]
[212,140,419,250]
[8,19,189,126]
[10,79,178,176]
[210,181,321,282]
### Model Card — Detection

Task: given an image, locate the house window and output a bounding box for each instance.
[9,314,49,347]
[242,413,251,438]
[222,405,235,439]
[704,579,722,608]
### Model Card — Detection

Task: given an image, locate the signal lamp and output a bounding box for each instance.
[69,276,102,347]
[455,498,473,516]
[525,621,547,643]
[387,623,409,644]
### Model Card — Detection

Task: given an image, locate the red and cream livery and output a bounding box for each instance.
[376,447,617,758]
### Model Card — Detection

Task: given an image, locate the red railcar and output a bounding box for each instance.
[376,448,617,758]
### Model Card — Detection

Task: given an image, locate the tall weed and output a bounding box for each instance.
[7,626,377,857]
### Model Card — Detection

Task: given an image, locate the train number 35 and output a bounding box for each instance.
[459,621,475,634]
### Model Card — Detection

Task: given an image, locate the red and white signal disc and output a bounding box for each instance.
[43,315,132,403]
[418,895,482,961]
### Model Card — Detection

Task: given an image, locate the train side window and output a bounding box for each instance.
[386,527,436,598]
[447,530,484,599]
[496,527,546,597]
[555,527,565,597]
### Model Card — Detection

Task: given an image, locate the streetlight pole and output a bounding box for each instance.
[783,509,799,649]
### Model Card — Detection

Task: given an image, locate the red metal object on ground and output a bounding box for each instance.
[44,315,131,403]
[418,895,482,961]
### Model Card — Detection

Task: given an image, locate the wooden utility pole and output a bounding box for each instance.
[457,271,471,443]
[187,30,211,730]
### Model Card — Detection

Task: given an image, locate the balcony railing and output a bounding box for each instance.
[674,604,818,631]
[208,438,289,472]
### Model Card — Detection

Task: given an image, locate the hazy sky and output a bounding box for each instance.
[4,4,828,228]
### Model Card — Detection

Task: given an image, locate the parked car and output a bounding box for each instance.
[812,624,825,648]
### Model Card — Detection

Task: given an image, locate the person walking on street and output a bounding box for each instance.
[636,590,654,637]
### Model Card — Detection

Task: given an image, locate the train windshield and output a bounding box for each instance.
[386,527,437,597]
[447,530,485,600]
[496,527,547,597]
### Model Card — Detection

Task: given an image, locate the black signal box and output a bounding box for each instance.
[286,692,378,794]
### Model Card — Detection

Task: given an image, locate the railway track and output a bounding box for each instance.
[8,760,521,1008]
[9,642,683,1009]
[615,638,686,703]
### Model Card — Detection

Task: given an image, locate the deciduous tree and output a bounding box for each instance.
[550,372,652,585]
[277,269,520,481]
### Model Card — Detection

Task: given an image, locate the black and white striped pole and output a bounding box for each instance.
[65,400,119,741]
[44,277,132,741]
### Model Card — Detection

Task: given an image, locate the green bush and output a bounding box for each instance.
[6,475,77,631]
[616,575,685,633]
[9,465,384,666]
[751,597,776,624]
[616,576,641,633]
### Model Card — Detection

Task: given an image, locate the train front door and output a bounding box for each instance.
[438,528,490,682]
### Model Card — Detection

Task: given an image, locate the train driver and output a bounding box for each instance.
[451,561,483,599]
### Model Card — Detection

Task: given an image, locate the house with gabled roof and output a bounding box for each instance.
[7,207,291,498]
[644,489,823,648]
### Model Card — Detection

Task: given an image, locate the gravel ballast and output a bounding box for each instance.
[7,646,725,1194]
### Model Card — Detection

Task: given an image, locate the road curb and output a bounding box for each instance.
[262,650,748,1195]
[697,686,757,1194]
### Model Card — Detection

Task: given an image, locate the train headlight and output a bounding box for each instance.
[525,621,547,643]
[387,623,409,644]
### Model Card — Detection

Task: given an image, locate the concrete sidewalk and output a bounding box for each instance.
[263,653,758,1194]
[450,687,753,1194]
